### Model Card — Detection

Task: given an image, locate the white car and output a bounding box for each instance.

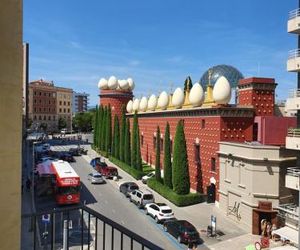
[88,173,105,184]
[145,203,175,223]
[141,171,155,184]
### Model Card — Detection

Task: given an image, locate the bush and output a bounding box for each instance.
[147,179,205,207]
[109,157,145,180]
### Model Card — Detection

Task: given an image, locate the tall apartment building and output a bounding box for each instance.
[56,87,73,131]
[28,79,72,132]
[72,91,89,113]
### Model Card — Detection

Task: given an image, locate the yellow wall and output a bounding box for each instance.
[0,0,22,249]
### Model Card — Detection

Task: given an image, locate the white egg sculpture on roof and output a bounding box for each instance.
[158,91,169,110]
[172,88,184,108]
[189,82,204,107]
[108,76,118,89]
[126,100,133,113]
[119,79,129,90]
[147,94,157,111]
[127,78,135,90]
[132,99,140,112]
[98,78,108,89]
[213,76,231,104]
[139,97,148,112]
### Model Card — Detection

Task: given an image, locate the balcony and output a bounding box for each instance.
[285,167,300,190]
[277,203,299,230]
[287,49,300,72]
[21,205,163,250]
[285,89,300,111]
[288,8,300,34]
[286,128,300,150]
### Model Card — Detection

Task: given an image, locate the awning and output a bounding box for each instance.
[272,226,298,245]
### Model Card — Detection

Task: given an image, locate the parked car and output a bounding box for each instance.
[58,152,76,162]
[129,189,155,208]
[69,148,81,156]
[163,220,200,244]
[141,171,155,184]
[88,173,105,184]
[119,182,139,197]
[96,165,118,179]
[145,203,175,223]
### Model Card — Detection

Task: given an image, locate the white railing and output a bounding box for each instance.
[287,128,300,137]
[289,8,300,20]
[288,89,300,98]
[288,49,300,59]
[287,167,300,177]
[278,203,299,221]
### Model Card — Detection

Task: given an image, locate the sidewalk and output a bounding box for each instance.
[85,147,257,249]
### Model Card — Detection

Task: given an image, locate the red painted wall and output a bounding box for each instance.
[255,116,296,145]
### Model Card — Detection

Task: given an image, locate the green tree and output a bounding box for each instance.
[105,105,112,156]
[136,125,142,171]
[155,126,162,182]
[119,105,126,162]
[164,122,172,189]
[97,106,103,149]
[73,112,93,132]
[58,117,67,130]
[101,106,107,150]
[131,112,138,168]
[124,118,131,165]
[93,106,99,146]
[112,115,120,159]
[172,120,190,195]
[184,76,193,93]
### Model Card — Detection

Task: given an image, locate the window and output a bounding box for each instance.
[170,139,173,155]
[34,99,36,104]
[160,138,163,151]
[53,116,56,121]
[201,119,205,129]
[39,99,41,104]
[53,93,56,98]
[48,116,51,121]
[39,115,42,120]
[68,101,70,106]
[153,136,156,150]
[49,108,51,112]
[39,92,41,96]
[211,157,216,172]
[59,108,62,113]
[194,144,200,164]
[34,91,36,96]
[44,116,46,120]
[34,115,36,120]
[63,108,66,113]
[49,100,51,104]
[64,101,66,105]
[67,109,70,113]
[44,108,46,112]
[141,134,144,146]
[34,108,36,112]
[44,93,46,96]
[59,101,62,105]
[48,93,51,97]
[39,108,41,112]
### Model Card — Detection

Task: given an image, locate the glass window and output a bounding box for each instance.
[59,108,62,112]
[34,91,36,96]
[34,99,36,104]
[68,101,70,106]
[39,92,41,96]
[59,101,62,105]
[64,101,66,105]
[44,116,46,120]
[34,108,36,112]
[63,108,66,113]
[67,109,70,113]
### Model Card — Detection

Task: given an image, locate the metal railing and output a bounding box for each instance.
[289,8,300,20]
[288,89,300,98]
[287,167,300,177]
[288,48,300,59]
[287,128,300,137]
[277,203,299,222]
[22,205,163,250]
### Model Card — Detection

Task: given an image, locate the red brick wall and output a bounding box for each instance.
[129,112,254,201]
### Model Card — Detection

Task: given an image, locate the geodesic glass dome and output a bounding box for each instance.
[200,64,244,89]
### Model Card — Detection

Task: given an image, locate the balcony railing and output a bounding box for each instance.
[288,49,300,59]
[288,89,300,98]
[21,205,163,250]
[287,167,300,177]
[289,8,300,20]
[287,128,300,137]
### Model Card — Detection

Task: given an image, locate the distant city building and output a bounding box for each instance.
[28,79,73,132]
[72,92,89,113]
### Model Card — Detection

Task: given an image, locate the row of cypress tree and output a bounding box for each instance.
[154,120,190,195]
[93,105,190,195]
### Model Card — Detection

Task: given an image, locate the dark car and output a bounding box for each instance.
[69,148,81,156]
[58,152,76,162]
[119,182,139,197]
[163,220,200,244]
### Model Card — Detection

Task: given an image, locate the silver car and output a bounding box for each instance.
[88,173,105,184]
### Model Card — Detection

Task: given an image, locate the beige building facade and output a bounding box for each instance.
[56,87,73,131]
[218,141,296,233]
[0,0,23,249]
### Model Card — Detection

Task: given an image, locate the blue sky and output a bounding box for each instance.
[24,0,297,106]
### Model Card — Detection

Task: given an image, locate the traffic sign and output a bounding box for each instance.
[42,214,51,224]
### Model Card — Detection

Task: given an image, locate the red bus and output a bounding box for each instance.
[51,160,81,205]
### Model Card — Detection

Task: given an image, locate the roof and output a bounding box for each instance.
[52,160,79,179]
[238,77,275,86]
